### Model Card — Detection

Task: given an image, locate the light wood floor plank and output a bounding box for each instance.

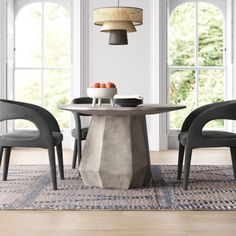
[9,148,232,165]
[0,211,236,235]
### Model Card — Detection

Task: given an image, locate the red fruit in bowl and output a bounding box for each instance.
[100,83,106,88]
[91,82,100,88]
[106,82,116,88]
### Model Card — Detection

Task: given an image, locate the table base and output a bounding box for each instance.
[79,115,153,190]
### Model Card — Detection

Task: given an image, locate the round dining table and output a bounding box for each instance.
[60,104,185,190]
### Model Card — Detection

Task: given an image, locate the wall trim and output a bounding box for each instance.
[72,0,89,99]
[150,0,168,151]
[0,0,7,134]
[79,0,90,128]
[0,0,7,100]
[149,0,159,151]
[71,0,90,137]
[79,0,89,96]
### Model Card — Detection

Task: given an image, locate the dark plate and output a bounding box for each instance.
[114,98,143,107]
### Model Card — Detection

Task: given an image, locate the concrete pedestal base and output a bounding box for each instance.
[79,115,153,189]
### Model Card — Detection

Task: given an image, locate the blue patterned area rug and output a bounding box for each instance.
[0,165,236,210]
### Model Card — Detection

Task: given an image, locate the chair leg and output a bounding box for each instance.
[77,138,82,168]
[3,147,11,181]
[56,143,64,180]
[0,146,3,167]
[177,143,185,180]
[183,146,192,190]
[48,146,57,190]
[230,147,236,180]
[72,139,77,169]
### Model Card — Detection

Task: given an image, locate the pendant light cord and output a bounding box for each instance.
[118,0,120,7]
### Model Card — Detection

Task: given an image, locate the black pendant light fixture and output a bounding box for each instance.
[109,30,128,45]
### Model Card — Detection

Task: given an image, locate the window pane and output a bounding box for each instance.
[14,70,41,128]
[169,70,195,129]
[44,70,70,129]
[198,3,224,67]
[199,70,224,128]
[169,3,195,66]
[44,3,70,67]
[15,3,42,67]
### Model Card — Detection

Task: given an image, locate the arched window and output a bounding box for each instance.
[14,0,71,129]
[168,0,225,129]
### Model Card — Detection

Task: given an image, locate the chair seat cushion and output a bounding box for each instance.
[0,130,63,147]
[179,131,236,145]
[71,127,88,140]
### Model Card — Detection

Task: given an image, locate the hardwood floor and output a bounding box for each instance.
[8,147,232,165]
[0,148,235,236]
[1,211,236,236]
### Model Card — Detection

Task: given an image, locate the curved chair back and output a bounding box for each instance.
[72,97,110,116]
[72,96,110,125]
[72,97,93,117]
[181,100,232,132]
[0,99,64,190]
[0,99,59,147]
[187,100,236,147]
[71,97,110,139]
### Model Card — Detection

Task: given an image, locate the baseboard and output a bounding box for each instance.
[168,135,179,149]
[148,134,159,151]
[61,131,72,149]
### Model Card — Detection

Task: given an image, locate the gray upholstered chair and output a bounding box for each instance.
[0,99,64,190]
[71,97,110,169]
[178,100,236,190]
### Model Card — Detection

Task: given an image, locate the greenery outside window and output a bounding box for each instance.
[168,1,225,130]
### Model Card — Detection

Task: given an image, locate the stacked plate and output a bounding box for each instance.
[114,95,143,107]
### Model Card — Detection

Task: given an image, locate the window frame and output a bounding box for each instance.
[166,0,233,148]
[1,0,89,149]
[13,0,71,130]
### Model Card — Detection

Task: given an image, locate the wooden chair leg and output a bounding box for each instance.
[0,146,3,167]
[72,139,77,169]
[56,143,64,180]
[177,143,185,180]
[3,147,11,181]
[230,147,236,180]
[183,146,192,190]
[48,146,57,190]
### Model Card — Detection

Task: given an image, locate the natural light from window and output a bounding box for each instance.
[168,1,225,130]
[14,1,70,129]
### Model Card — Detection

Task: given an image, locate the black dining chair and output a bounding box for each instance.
[0,99,64,190]
[177,100,236,190]
[71,97,92,169]
[71,97,110,169]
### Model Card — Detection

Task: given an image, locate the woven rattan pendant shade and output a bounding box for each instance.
[94,6,143,45]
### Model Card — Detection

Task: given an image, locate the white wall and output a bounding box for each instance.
[88,0,163,150]
[88,0,151,102]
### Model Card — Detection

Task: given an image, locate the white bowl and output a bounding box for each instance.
[87,88,117,99]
